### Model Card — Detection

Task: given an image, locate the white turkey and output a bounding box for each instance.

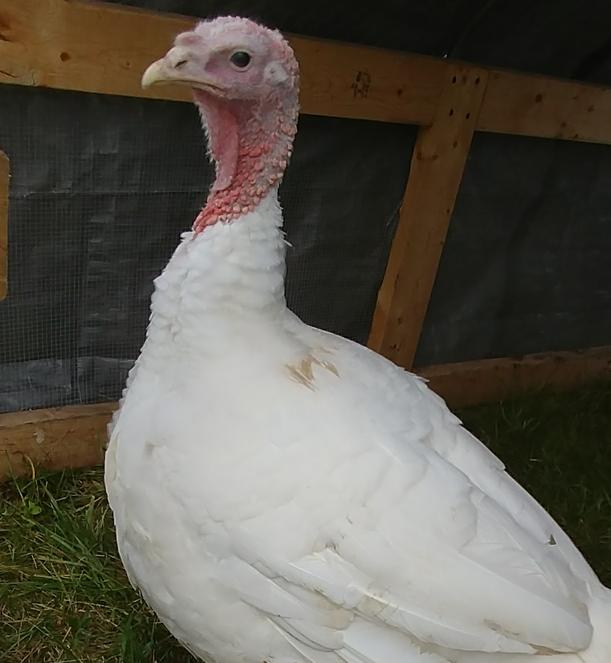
[104,16,611,663]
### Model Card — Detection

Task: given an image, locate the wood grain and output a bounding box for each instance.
[368,66,488,368]
[0,151,7,300]
[3,1,611,143]
[0,0,445,125]
[418,346,611,408]
[479,69,611,144]
[0,402,116,480]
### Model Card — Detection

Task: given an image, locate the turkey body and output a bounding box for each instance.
[105,192,610,663]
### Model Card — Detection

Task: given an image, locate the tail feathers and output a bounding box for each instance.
[580,588,611,663]
[271,588,611,662]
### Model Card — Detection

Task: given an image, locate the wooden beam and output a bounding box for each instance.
[418,346,611,408]
[3,1,611,144]
[368,65,488,368]
[0,0,445,125]
[0,402,116,480]
[478,70,611,145]
[0,151,7,300]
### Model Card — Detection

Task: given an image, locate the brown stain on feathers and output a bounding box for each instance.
[530,645,562,655]
[286,355,339,390]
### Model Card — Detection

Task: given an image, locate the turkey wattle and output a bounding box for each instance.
[104,16,611,663]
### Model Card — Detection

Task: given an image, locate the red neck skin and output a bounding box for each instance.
[192,86,298,233]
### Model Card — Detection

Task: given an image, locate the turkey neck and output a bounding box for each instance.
[142,90,300,359]
[192,84,298,233]
[147,189,290,356]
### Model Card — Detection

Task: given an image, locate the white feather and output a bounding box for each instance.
[106,190,611,663]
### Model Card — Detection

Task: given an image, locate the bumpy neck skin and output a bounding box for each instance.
[139,85,300,359]
[192,83,298,233]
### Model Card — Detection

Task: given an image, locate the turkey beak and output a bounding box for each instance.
[141,58,171,88]
[141,47,222,92]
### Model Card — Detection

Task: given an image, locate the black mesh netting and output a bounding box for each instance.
[2,0,611,412]
[0,84,414,412]
[416,132,611,365]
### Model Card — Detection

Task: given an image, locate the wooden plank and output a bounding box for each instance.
[0,151,7,300]
[3,1,611,144]
[0,0,445,125]
[368,65,488,368]
[479,69,611,145]
[0,402,116,480]
[418,346,611,408]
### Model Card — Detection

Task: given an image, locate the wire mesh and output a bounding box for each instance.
[0,84,414,413]
[418,131,611,365]
[3,83,610,413]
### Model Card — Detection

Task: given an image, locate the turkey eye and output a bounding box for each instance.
[230,51,251,68]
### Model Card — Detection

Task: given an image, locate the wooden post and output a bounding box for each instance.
[0,151,8,300]
[368,66,488,369]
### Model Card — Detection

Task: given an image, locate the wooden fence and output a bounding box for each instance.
[0,0,610,478]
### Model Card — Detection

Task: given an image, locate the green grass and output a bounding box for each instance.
[458,381,611,583]
[0,472,197,663]
[1,382,610,662]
